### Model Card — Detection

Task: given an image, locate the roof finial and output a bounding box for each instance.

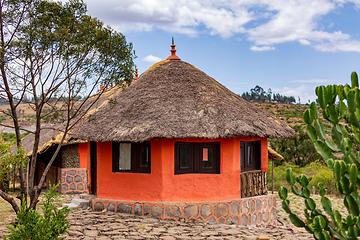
[167,37,181,60]
[135,68,138,79]
[172,36,174,45]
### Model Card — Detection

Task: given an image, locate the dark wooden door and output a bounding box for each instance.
[90,141,97,195]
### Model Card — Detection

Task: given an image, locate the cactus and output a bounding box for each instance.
[279,72,360,240]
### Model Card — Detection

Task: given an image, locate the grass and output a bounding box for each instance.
[0,191,20,222]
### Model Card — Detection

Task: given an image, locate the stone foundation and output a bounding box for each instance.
[91,195,277,226]
[60,168,88,194]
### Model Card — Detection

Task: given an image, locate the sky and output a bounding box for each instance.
[83,0,360,103]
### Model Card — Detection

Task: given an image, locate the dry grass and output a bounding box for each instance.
[0,191,20,222]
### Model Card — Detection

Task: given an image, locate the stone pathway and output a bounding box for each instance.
[0,193,319,239]
[0,208,314,239]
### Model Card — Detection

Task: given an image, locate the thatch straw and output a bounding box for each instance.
[268,147,284,160]
[72,59,294,142]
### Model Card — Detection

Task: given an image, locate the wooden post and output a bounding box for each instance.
[13,166,16,191]
[271,159,274,194]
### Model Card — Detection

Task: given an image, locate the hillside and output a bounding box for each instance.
[0,104,37,127]
[0,102,309,131]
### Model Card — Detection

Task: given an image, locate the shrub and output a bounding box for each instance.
[5,183,70,240]
[309,169,336,195]
[268,161,334,193]
[0,171,10,192]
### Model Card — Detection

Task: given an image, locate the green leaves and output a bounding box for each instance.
[305,198,316,211]
[350,164,358,185]
[345,195,359,216]
[286,168,296,186]
[5,183,70,240]
[351,72,359,89]
[285,72,360,240]
[304,109,312,125]
[316,86,326,109]
[279,186,288,200]
[306,125,317,142]
[310,102,319,120]
[314,141,334,161]
[314,119,327,141]
[290,213,306,227]
[320,197,332,215]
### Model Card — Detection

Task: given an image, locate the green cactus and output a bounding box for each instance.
[279,72,360,240]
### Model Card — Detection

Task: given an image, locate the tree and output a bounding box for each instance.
[241,85,296,103]
[270,125,321,167]
[279,72,360,239]
[0,0,135,212]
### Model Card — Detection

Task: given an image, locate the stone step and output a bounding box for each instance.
[60,198,90,210]
[62,202,79,210]
[79,193,97,201]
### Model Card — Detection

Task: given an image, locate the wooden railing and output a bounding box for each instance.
[241,170,267,198]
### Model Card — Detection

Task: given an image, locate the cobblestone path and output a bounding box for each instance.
[1,209,313,239]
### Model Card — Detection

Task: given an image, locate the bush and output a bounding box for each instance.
[268,161,335,193]
[270,125,322,167]
[309,169,336,195]
[5,183,70,240]
[0,171,10,192]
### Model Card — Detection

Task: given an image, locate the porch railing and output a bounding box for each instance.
[241,170,267,198]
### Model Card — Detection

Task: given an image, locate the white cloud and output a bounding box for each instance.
[299,39,311,45]
[250,45,275,51]
[273,77,345,103]
[143,55,162,63]
[291,79,333,84]
[84,0,360,53]
[315,39,360,53]
[273,85,318,103]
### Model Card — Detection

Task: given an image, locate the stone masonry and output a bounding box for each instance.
[60,168,88,194]
[91,194,277,227]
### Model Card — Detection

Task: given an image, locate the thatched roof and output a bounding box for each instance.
[72,59,294,142]
[268,147,284,160]
[9,83,131,156]
[10,124,83,156]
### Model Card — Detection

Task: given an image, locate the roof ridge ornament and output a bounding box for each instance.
[167,37,181,60]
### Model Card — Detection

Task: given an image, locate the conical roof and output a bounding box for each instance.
[72,58,294,142]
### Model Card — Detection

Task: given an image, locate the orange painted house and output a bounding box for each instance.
[21,42,293,225]
[68,42,294,226]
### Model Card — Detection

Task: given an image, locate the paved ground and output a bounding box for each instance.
[1,193,333,239]
[0,208,313,240]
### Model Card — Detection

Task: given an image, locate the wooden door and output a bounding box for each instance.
[90,141,97,195]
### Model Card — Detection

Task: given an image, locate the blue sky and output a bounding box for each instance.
[84,0,360,103]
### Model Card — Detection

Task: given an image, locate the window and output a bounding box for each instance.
[112,142,151,173]
[175,142,220,174]
[240,141,261,172]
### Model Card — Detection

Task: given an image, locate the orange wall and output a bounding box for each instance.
[159,138,241,201]
[96,141,163,201]
[261,138,268,172]
[78,142,89,168]
[95,137,268,202]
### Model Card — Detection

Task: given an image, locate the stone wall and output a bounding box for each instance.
[91,195,277,226]
[60,145,80,168]
[60,168,88,194]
